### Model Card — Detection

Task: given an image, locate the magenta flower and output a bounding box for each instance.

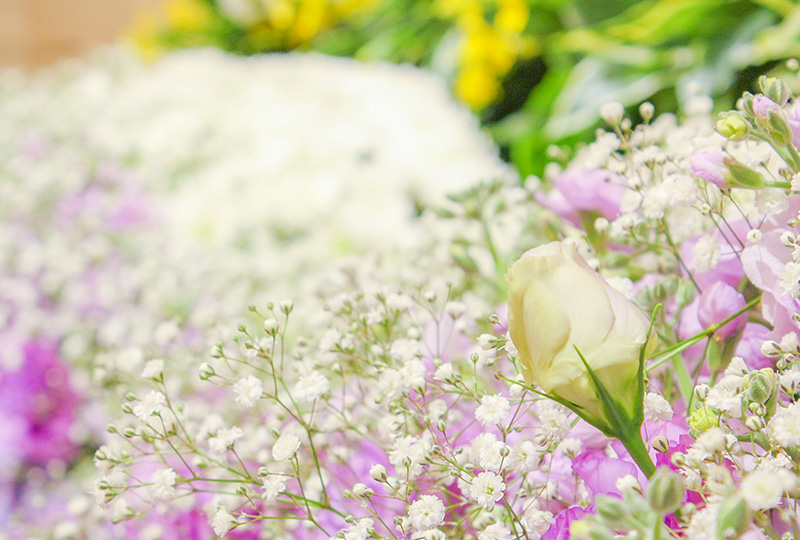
[0,340,80,468]
[689,152,727,188]
[697,282,747,339]
[572,451,639,497]
[542,505,594,540]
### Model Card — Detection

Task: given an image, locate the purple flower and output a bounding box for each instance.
[537,169,625,226]
[572,451,639,497]
[697,282,747,339]
[542,505,594,540]
[752,96,780,122]
[0,340,80,467]
[689,152,727,188]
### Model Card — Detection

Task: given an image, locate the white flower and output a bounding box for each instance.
[389,435,428,478]
[292,370,329,402]
[769,402,800,447]
[644,392,673,421]
[233,375,263,408]
[407,495,445,530]
[211,506,235,537]
[261,476,288,504]
[478,523,512,540]
[434,363,454,382]
[755,187,789,216]
[475,394,510,426]
[209,426,244,454]
[141,359,164,379]
[369,464,388,482]
[693,234,721,272]
[600,102,624,125]
[741,471,783,510]
[148,468,176,501]
[272,433,301,461]
[344,518,374,540]
[469,471,506,509]
[132,391,166,422]
[469,433,507,471]
[536,401,571,440]
[780,261,800,299]
[510,440,541,473]
[615,474,641,493]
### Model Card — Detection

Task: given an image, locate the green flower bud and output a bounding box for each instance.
[759,75,791,106]
[646,468,686,515]
[715,113,749,141]
[689,407,719,432]
[767,110,793,146]
[715,494,751,540]
[746,369,775,404]
[724,160,765,190]
[595,496,629,527]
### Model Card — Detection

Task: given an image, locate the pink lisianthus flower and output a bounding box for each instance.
[752,96,781,122]
[572,451,640,497]
[689,152,727,188]
[542,505,594,540]
[537,169,625,226]
[697,282,747,339]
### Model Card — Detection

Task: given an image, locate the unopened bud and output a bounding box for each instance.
[595,496,628,526]
[646,468,686,515]
[369,464,387,483]
[715,494,751,540]
[760,340,781,357]
[724,159,764,189]
[747,370,774,404]
[715,113,749,141]
[652,436,670,454]
[694,384,710,401]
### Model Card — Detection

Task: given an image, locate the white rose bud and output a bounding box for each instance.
[505,241,655,426]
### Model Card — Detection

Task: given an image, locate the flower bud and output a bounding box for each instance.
[600,102,624,125]
[689,406,719,432]
[715,494,751,540]
[651,436,670,454]
[595,496,628,527]
[505,242,655,430]
[369,464,387,482]
[715,113,749,141]
[646,468,686,515]
[760,340,781,357]
[746,369,775,404]
[723,159,765,190]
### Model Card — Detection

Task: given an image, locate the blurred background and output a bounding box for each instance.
[2,0,800,176]
[0,0,163,68]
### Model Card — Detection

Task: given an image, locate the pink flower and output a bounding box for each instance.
[542,505,593,540]
[697,282,747,339]
[572,451,639,497]
[752,96,780,122]
[537,169,625,226]
[689,152,727,188]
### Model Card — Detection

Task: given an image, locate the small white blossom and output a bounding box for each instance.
[469,433,507,471]
[140,359,164,379]
[769,402,800,447]
[132,391,166,422]
[470,471,506,509]
[272,433,301,461]
[210,426,244,454]
[148,468,176,501]
[600,102,624,125]
[475,394,510,426]
[615,474,641,493]
[644,393,673,421]
[746,228,763,244]
[780,261,800,299]
[407,495,445,530]
[434,363,454,383]
[693,234,721,272]
[755,187,789,215]
[344,518,374,540]
[292,370,329,402]
[510,440,541,473]
[478,522,512,540]
[211,506,235,537]
[741,471,783,510]
[261,476,288,504]
[369,464,387,482]
[234,375,263,408]
[536,401,571,440]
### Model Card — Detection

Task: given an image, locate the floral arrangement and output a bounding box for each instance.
[5,36,800,540]
[78,66,800,539]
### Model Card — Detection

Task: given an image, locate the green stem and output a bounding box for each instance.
[617,427,656,479]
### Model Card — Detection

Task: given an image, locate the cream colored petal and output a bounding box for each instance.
[519,278,570,385]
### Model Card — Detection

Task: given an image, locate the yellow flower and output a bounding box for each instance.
[506,241,656,423]
[455,63,500,109]
[165,0,215,32]
[495,0,528,33]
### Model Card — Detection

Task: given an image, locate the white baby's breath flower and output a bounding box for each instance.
[469,433,507,471]
[407,495,445,530]
[233,375,263,408]
[741,470,783,510]
[132,391,166,422]
[434,363,454,383]
[644,392,673,421]
[478,522,512,540]
[510,440,540,473]
[148,468,176,501]
[469,471,506,509]
[693,234,721,272]
[600,102,624,125]
[261,476,287,504]
[292,369,329,402]
[536,401,571,440]
[475,394,510,426]
[344,518,374,540]
[615,474,641,493]
[140,359,164,379]
[210,426,244,454]
[272,433,301,461]
[769,401,800,447]
[211,506,235,537]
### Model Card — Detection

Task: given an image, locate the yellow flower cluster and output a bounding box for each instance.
[438,0,537,109]
[130,0,375,59]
